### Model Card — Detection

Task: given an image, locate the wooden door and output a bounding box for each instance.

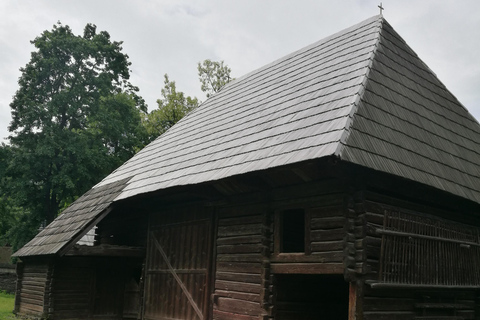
[144,218,212,320]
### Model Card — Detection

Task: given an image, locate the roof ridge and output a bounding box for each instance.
[335,16,384,158]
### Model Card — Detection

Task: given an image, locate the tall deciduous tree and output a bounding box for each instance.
[7,22,147,228]
[197,59,233,98]
[143,74,198,142]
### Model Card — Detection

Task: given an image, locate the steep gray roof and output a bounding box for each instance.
[101,15,382,198]
[15,15,480,257]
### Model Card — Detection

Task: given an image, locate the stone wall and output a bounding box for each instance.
[0,247,16,294]
[0,269,16,294]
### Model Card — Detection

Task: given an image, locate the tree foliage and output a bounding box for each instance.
[197,59,233,98]
[6,22,147,232]
[143,74,198,142]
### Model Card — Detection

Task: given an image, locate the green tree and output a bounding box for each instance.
[0,143,34,253]
[143,74,199,142]
[197,59,233,98]
[7,22,147,229]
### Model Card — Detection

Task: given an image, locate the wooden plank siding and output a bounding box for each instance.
[144,206,213,320]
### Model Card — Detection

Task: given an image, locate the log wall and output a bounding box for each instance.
[213,205,270,320]
[270,180,348,273]
[49,257,95,319]
[15,259,52,318]
[270,189,349,319]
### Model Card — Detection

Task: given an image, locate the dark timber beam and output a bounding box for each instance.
[65,244,145,258]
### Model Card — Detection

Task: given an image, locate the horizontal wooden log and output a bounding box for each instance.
[51,293,90,302]
[366,281,480,290]
[365,245,380,260]
[20,282,46,291]
[217,235,263,246]
[218,216,263,226]
[271,179,345,202]
[21,272,48,279]
[310,228,344,241]
[363,311,416,320]
[18,296,44,307]
[272,251,344,263]
[216,272,262,284]
[217,244,266,254]
[414,303,472,309]
[217,254,263,263]
[365,211,384,226]
[19,293,43,304]
[214,290,261,303]
[18,303,44,314]
[213,309,259,320]
[456,310,475,320]
[271,263,343,274]
[215,297,263,316]
[147,269,207,274]
[413,317,464,320]
[216,262,262,274]
[364,297,414,311]
[310,205,344,218]
[365,235,382,247]
[311,217,345,230]
[311,240,343,252]
[215,280,262,294]
[50,302,91,311]
[218,224,263,237]
[65,244,145,257]
[23,267,49,273]
[19,287,46,296]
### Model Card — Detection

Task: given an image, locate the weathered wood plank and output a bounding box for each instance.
[272,251,344,263]
[215,297,263,316]
[311,240,344,252]
[217,235,263,246]
[363,311,416,320]
[310,205,345,218]
[216,272,262,284]
[215,280,262,294]
[311,217,345,230]
[216,262,262,274]
[214,290,261,303]
[217,254,263,263]
[218,216,263,226]
[310,228,344,241]
[213,309,259,320]
[217,224,264,237]
[271,263,343,274]
[217,244,265,254]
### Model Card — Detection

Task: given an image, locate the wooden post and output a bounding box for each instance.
[349,280,364,320]
[14,261,23,315]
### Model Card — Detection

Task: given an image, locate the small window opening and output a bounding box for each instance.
[281,209,305,253]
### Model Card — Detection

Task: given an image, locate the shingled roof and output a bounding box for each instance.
[14,15,480,257]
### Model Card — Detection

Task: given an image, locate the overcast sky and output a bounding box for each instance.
[1,0,479,142]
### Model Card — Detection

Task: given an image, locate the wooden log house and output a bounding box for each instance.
[13,15,480,320]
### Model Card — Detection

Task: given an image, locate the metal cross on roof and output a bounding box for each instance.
[378,2,384,15]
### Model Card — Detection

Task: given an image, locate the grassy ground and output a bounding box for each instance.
[0,291,15,320]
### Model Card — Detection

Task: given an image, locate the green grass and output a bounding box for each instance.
[0,291,15,320]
